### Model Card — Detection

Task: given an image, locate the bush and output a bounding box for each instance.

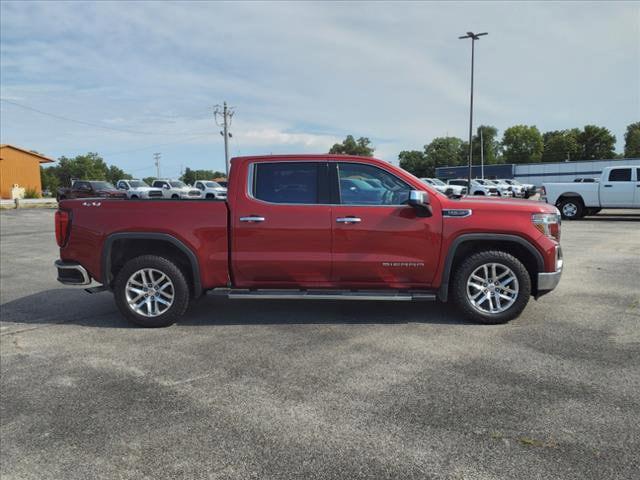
[24,187,41,199]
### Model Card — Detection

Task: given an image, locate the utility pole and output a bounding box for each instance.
[459,31,488,193]
[214,102,235,178]
[153,152,161,178]
[480,127,484,179]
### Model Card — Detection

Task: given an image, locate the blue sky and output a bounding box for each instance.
[1,1,638,178]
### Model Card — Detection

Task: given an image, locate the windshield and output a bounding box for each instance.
[432,179,446,186]
[90,181,115,189]
[129,180,148,188]
[170,181,186,188]
[475,179,487,185]
[204,181,222,188]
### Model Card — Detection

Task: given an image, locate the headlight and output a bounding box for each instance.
[532,212,561,241]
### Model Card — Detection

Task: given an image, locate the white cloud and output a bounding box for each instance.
[1,0,638,173]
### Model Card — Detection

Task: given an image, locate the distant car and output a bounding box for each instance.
[420,178,466,197]
[478,179,513,197]
[57,180,127,200]
[573,177,598,183]
[151,179,202,199]
[116,179,163,199]
[216,181,228,188]
[448,179,499,196]
[502,179,536,198]
[194,180,227,199]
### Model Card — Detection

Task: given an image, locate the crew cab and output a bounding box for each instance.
[54,154,563,327]
[151,179,202,199]
[116,179,163,199]
[57,180,127,201]
[541,166,640,219]
[448,179,499,196]
[420,178,466,197]
[194,180,227,199]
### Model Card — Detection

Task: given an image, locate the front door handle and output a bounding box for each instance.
[604,185,612,188]
[239,216,265,223]
[336,217,361,224]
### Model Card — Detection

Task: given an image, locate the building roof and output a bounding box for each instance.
[0,144,54,163]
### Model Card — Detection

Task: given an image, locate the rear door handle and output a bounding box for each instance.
[336,217,361,224]
[604,185,612,188]
[239,216,265,223]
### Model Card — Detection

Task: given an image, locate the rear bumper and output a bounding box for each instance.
[55,260,91,285]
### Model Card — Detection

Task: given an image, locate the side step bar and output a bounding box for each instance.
[209,288,436,302]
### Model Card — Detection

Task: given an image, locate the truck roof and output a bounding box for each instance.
[230,154,384,163]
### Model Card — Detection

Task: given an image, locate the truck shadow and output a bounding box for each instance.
[580,212,640,222]
[0,289,472,329]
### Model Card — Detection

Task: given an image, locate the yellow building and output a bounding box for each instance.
[0,144,54,199]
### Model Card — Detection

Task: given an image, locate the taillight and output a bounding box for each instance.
[55,210,71,247]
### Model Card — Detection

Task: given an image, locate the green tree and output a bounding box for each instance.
[578,125,616,160]
[105,165,131,185]
[472,125,501,164]
[398,150,433,177]
[424,136,467,169]
[329,135,374,156]
[143,176,156,186]
[40,166,60,193]
[501,125,544,164]
[624,122,640,158]
[541,129,581,162]
[180,168,225,185]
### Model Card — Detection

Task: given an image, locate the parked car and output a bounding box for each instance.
[420,178,466,197]
[116,179,163,199]
[541,166,640,219]
[502,179,536,198]
[57,180,127,201]
[478,179,513,197]
[54,154,563,328]
[151,179,202,199]
[216,181,228,188]
[448,179,499,196]
[193,180,227,199]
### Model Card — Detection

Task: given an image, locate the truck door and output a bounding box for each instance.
[330,162,442,288]
[231,161,332,287]
[600,168,635,207]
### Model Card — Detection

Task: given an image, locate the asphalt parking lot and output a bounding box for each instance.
[1,208,639,480]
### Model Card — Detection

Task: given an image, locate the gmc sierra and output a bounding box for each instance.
[54,154,563,327]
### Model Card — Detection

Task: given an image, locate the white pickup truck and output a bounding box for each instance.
[541,166,640,219]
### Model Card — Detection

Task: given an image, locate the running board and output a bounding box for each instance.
[209,288,436,302]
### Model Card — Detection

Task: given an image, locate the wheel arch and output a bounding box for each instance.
[437,234,544,302]
[102,232,202,297]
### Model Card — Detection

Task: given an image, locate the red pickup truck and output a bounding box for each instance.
[54,154,563,327]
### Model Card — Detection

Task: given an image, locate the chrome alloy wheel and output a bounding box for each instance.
[125,268,174,317]
[562,202,578,218]
[466,263,519,314]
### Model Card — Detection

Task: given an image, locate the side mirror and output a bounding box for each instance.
[408,190,432,217]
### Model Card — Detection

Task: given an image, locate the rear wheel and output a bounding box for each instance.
[451,250,531,324]
[171,194,180,199]
[130,195,139,199]
[558,198,583,219]
[114,255,190,327]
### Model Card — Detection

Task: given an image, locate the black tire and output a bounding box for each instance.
[114,255,190,327]
[474,191,485,196]
[558,198,583,220]
[451,250,532,325]
[130,195,139,199]
[205,193,214,199]
[171,194,180,199]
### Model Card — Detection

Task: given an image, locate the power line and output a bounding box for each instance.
[0,98,211,137]
[101,133,211,157]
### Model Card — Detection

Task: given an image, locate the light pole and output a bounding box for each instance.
[459,31,487,192]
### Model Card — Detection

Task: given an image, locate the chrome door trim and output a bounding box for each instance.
[239,216,265,223]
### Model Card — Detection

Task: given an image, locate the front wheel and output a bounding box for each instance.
[451,250,532,324]
[558,198,583,219]
[114,255,190,327]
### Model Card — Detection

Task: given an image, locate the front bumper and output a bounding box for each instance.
[536,245,563,296]
[55,260,91,285]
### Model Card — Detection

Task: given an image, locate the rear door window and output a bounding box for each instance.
[253,162,320,204]
[608,168,632,182]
